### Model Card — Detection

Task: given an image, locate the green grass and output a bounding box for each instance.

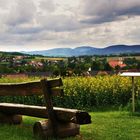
[0,62,10,65]
[0,111,140,140]
[83,111,140,140]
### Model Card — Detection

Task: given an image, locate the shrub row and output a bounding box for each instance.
[0,76,140,109]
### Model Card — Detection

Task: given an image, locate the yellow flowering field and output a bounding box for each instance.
[1,75,140,109]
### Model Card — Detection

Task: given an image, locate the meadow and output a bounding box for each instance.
[1,112,140,140]
[0,76,140,140]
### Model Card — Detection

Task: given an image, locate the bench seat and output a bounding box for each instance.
[0,103,91,124]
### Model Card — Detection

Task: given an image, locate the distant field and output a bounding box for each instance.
[107,56,140,60]
[33,57,66,61]
[22,57,66,63]
[25,55,140,63]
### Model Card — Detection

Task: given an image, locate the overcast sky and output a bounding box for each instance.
[0,0,140,51]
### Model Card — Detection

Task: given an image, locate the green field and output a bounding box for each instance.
[0,111,140,140]
[34,57,66,61]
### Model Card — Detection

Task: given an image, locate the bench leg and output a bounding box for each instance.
[0,113,22,124]
[33,120,80,139]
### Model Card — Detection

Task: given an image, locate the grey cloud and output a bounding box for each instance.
[80,0,140,24]
[0,0,83,47]
[81,16,116,24]
[0,0,11,9]
[6,0,36,26]
[10,26,43,34]
[39,0,55,13]
[38,15,83,32]
[116,6,140,16]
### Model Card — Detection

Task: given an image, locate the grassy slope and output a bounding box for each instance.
[0,111,140,140]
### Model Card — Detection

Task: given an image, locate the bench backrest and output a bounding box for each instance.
[0,78,63,96]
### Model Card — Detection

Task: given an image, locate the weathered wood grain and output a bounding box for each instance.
[0,103,91,124]
[0,113,22,124]
[33,120,80,139]
[0,78,63,96]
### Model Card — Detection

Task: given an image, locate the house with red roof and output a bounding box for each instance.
[108,59,126,68]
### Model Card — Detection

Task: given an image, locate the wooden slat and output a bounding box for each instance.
[0,103,91,124]
[51,88,64,96]
[0,81,42,96]
[47,78,63,88]
[0,79,63,96]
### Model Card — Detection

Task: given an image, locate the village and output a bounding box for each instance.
[0,53,140,78]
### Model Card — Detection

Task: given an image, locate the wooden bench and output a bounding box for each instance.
[0,78,91,139]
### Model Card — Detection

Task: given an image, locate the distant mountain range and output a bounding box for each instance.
[24,45,140,57]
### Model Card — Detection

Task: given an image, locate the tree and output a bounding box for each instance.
[104,62,113,71]
[115,65,121,71]
[92,61,104,71]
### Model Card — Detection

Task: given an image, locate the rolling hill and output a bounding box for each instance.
[24,45,140,57]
